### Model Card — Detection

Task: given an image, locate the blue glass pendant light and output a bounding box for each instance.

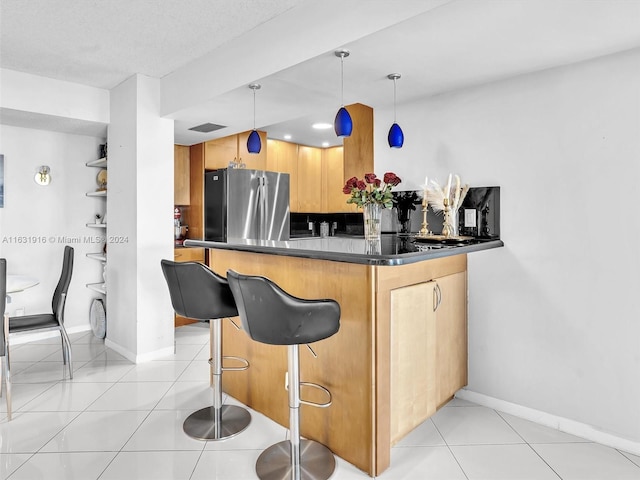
[247,84,262,154]
[387,73,404,148]
[334,50,352,137]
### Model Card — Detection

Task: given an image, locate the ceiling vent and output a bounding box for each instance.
[188,123,226,133]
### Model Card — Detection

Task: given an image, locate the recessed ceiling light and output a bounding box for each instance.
[284,134,292,140]
[322,142,330,147]
[312,123,332,130]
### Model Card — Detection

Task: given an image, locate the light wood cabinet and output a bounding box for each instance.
[174,145,190,205]
[435,271,468,406]
[185,143,205,240]
[343,103,374,182]
[204,135,237,170]
[390,281,437,443]
[266,103,373,214]
[296,145,322,212]
[291,144,358,213]
[267,139,298,213]
[204,131,267,171]
[387,267,468,444]
[322,146,358,213]
[174,247,205,263]
[173,247,206,327]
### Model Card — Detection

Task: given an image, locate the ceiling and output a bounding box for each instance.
[2,0,640,147]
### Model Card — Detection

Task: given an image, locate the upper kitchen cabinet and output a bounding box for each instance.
[204,131,267,171]
[297,103,373,214]
[322,146,357,213]
[296,145,322,212]
[267,139,298,215]
[174,145,190,205]
[342,103,374,182]
[204,135,237,170]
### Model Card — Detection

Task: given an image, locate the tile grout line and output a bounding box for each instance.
[615,448,640,470]
[430,416,471,480]
[74,332,207,479]
[494,409,564,480]
[9,337,132,479]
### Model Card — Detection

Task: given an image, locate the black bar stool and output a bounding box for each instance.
[227,269,340,480]
[161,260,251,440]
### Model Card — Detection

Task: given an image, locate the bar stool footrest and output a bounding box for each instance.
[221,355,250,371]
[256,439,336,480]
[285,378,332,408]
[183,404,251,441]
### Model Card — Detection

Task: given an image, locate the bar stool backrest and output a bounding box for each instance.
[226,269,340,346]
[161,260,237,321]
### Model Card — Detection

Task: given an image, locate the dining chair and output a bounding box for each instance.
[8,246,74,379]
[1,258,12,420]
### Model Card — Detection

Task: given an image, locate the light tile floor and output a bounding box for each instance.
[1,324,639,479]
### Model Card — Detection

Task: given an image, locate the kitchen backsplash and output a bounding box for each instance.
[292,187,500,238]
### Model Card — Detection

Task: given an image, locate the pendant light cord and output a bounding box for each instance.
[393,77,397,123]
[340,55,345,107]
[253,87,256,130]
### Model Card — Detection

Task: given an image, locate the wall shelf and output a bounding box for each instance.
[86,190,107,197]
[86,153,108,305]
[86,158,107,168]
[86,282,107,294]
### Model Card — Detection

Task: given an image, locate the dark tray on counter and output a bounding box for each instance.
[413,234,475,245]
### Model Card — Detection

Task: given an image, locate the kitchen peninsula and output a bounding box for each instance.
[185,235,502,476]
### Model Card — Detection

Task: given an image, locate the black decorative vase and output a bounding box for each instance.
[397,207,412,234]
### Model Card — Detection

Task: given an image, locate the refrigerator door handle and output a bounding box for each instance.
[259,175,266,240]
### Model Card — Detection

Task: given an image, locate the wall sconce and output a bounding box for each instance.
[34,165,51,186]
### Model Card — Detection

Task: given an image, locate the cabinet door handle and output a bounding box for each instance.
[433,283,442,312]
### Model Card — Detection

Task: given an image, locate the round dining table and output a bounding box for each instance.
[6,275,40,302]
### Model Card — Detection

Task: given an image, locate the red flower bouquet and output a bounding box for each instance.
[343,172,401,209]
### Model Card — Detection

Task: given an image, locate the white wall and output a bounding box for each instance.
[0,124,105,331]
[375,48,640,443]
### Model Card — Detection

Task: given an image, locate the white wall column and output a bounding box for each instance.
[106,74,174,361]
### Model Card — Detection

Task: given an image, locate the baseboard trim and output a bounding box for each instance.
[104,338,174,364]
[455,389,640,456]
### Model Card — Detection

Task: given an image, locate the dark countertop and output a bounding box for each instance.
[184,234,503,266]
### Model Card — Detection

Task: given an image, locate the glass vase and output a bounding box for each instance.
[442,206,460,238]
[363,203,382,240]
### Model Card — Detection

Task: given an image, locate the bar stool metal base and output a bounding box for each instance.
[183,404,251,441]
[256,439,336,480]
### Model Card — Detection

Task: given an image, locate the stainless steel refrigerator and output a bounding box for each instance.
[204,168,290,242]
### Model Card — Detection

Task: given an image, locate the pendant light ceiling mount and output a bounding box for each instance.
[334,49,353,138]
[387,73,404,148]
[247,83,262,154]
[334,49,350,60]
